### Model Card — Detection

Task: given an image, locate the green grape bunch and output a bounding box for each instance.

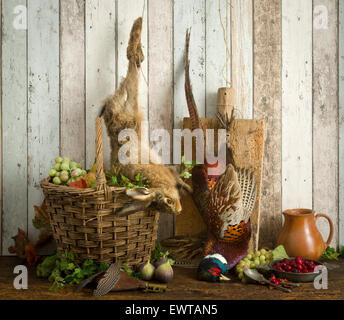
[49,156,85,186]
[235,248,273,283]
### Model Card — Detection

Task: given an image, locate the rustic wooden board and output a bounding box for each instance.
[117,0,148,122]
[177,118,265,252]
[1,256,344,300]
[281,0,313,211]
[229,119,265,251]
[2,0,28,255]
[231,0,253,119]
[173,0,206,129]
[27,0,60,243]
[313,0,338,248]
[85,0,116,170]
[60,0,86,167]
[253,0,282,248]
[0,0,2,254]
[148,0,174,240]
[340,0,344,247]
[205,0,231,118]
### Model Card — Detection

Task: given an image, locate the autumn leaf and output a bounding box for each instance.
[33,200,51,230]
[8,228,29,259]
[69,178,88,189]
[8,228,39,265]
[35,230,53,249]
[25,242,39,266]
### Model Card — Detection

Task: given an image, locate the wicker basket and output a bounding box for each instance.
[40,117,160,267]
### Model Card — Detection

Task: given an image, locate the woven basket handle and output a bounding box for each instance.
[95,117,107,189]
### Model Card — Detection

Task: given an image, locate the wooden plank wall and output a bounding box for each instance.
[2,0,28,254]
[340,0,344,247]
[254,0,282,248]
[0,0,2,253]
[282,0,313,214]
[148,0,174,239]
[1,0,343,254]
[27,0,60,245]
[313,0,339,248]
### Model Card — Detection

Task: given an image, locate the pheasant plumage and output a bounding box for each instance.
[184,30,257,271]
[197,254,230,282]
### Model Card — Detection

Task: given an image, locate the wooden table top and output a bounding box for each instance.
[0,257,343,300]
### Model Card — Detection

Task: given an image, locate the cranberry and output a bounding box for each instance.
[295,257,303,264]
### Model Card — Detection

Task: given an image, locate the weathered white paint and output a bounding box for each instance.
[60,0,85,167]
[254,0,282,249]
[1,0,344,252]
[0,0,2,253]
[117,0,148,123]
[231,0,253,119]
[148,0,174,240]
[339,0,344,247]
[27,0,60,243]
[85,0,116,169]
[313,0,338,248]
[174,0,206,128]
[282,0,313,211]
[205,0,231,118]
[2,0,28,255]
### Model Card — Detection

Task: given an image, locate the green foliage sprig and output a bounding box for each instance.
[179,156,202,180]
[106,167,150,189]
[36,251,109,291]
[151,242,175,266]
[320,246,344,261]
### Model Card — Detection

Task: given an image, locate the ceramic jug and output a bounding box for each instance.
[276,209,334,261]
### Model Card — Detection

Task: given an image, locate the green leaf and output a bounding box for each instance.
[98,263,110,272]
[272,245,289,260]
[320,247,340,261]
[180,171,192,179]
[66,251,75,261]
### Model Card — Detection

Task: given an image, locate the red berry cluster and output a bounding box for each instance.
[272,257,316,273]
[269,274,282,285]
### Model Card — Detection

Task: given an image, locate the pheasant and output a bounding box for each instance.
[184,30,257,270]
[197,254,230,282]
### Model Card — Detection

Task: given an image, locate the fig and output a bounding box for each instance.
[154,256,168,268]
[139,260,155,281]
[154,260,173,283]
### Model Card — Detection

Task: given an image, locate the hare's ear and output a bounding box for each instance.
[117,188,156,217]
[176,178,193,194]
[126,187,154,201]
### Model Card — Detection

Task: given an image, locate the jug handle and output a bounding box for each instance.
[315,213,334,247]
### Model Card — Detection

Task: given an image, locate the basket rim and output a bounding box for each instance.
[40,177,127,194]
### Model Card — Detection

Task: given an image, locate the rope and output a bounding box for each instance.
[218,0,232,87]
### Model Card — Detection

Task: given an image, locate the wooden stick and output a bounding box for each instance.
[217,87,234,119]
